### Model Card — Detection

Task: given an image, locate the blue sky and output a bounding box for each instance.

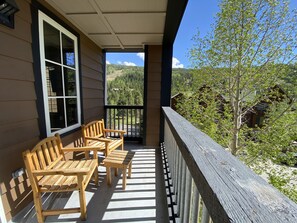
[106,0,297,68]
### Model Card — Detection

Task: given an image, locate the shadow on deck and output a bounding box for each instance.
[12,143,169,223]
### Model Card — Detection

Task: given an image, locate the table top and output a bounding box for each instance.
[103,150,135,167]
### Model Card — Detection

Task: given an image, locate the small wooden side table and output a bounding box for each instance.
[103,150,135,190]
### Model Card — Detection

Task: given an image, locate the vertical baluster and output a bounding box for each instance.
[179,160,187,221]
[131,108,133,137]
[190,181,201,223]
[183,167,192,223]
[106,108,111,128]
[131,109,138,137]
[173,140,179,199]
[139,109,142,137]
[114,108,116,137]
[201,202,211,223]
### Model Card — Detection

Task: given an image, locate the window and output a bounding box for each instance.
[38,11,81,136]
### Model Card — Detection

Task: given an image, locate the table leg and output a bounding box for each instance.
[115,167,118,176]
[106,166,111,186]
[128,162,132,178]
[123,167,127,190]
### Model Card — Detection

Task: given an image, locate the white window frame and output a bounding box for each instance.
[38,11,81,136]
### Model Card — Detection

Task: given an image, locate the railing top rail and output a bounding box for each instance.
[162,106,297,223]
[105,105,144,109]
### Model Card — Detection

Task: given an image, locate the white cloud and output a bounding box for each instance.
[118,61,137,66]
[172,57,184,68]
[137,52,145,61]
[106,60,111,64]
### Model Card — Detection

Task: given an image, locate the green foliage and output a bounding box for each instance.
[173,0,297,202]
[244,100,297,165]
[107,64,144,105]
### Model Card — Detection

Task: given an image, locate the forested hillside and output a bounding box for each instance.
[107,64,144,105]
[106,63,296,105]
[106,64,191,105]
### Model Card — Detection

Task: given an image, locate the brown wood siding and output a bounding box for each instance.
[0,0,36,219]
[0,0,105,221]
[145,45,162,146]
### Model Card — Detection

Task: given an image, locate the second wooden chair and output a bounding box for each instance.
[81,119,125,157]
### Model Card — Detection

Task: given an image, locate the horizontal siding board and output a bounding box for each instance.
[147,99,161,108]
[82,88,104,99]
[0,79,36,101]
[147,83,161,92]
[0,16,32,43]
[0,55,34,81]
[83,98,102,110]
[82,77,103,90]
[15,0,32,24]
[148,73,161,82]
[82,67,103,81]
[0,119,40,149]
[147,91,161,99]
[83,106,104,122]
[147,62,162,73]
[148,46,162,62]
[81,54,102,72]
[81,39,102,64]
[81,65,103,81]
[0,32,32,62]
[0,101,38,125]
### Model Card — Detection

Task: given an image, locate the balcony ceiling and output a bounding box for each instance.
[46,0,168,51]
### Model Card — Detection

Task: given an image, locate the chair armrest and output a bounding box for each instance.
[85,136,112,143]
[104,129,126,134]
[33,168,90,176]
[62,146,101,152]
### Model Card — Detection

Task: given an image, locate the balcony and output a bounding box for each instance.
[11,107,297,223]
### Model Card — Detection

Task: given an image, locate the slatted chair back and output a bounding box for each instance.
[23,135,65,186]
[82,120,104,145]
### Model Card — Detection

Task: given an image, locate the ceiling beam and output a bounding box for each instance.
[88,0,124,49]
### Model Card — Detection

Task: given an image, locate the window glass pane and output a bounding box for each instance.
[64,68,76,96]
[62,33,75,68]
[44,22,61,63]
[48,98,65,132]
[46,62,63,96]
[66,98,78,126]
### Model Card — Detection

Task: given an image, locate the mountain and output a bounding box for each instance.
[106,64,192,105]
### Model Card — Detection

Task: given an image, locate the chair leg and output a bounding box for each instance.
[79,188,87,220]
[84,151,90,159]
[33,192,44,223]
[94,168,99,186]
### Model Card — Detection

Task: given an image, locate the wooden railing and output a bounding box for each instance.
[105,105,143,141]
[162,107,297,223]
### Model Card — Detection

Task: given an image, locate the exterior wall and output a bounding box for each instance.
[0,0,104,221]
[145,45,162,146]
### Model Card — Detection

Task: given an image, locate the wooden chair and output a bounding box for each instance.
[23,134,98,223]
[81,119,125,157]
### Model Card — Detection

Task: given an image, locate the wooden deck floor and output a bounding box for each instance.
[11,143,169,223]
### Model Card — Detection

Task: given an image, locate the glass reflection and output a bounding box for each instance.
[62,33,75,67]
[48,98,65,132]
[46,62,63,96]
[44,21,61,63]
[66,98,78,126]
[64,68,76,96]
